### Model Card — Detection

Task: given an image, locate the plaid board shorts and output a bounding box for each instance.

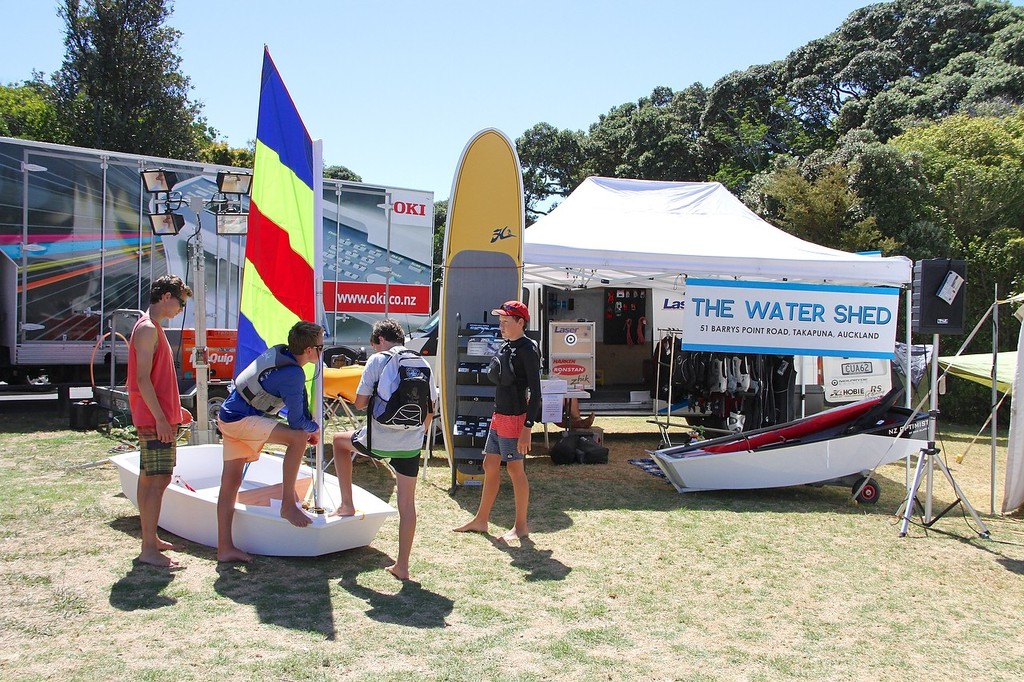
[137,428,176,476]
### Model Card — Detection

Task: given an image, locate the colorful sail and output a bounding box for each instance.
[236,48,317,376]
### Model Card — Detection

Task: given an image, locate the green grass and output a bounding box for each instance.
[1,407,1023,681]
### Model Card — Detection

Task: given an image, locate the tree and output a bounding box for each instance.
[516,123,587,220]
[824,129,937,259]
[323,164,361,182]
[890,112,1024,251]
[744,160,900,255]
[783,0,1024,140]
[0,77,69,143]
[431,199,447,309]
[585,85,711,183]
[53,0,209,158]
[198,140,254,169]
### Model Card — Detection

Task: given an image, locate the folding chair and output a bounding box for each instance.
[323,363,364,430]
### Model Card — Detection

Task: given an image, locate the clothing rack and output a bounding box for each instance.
[649,328,693,448]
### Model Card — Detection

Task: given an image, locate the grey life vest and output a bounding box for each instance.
[234,345,299,414]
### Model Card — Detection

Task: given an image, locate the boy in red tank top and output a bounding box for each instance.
[127,274,193,567]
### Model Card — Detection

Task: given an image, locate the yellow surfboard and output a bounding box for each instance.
[438,129,524,486]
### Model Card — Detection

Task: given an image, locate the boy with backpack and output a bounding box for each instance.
[332,319,436,580]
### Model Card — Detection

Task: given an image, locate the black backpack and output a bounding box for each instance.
[373,349,432,428]
[487,341,517,387]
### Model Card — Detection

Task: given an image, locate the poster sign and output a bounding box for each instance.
[549,322,594,355]
[652,287,687,336]
[604,288,647,345]
[550,357,596,390]
[548,322,596,390]
[324,281,431,314]
[822,357,892,403]
[181,328,237,381]
[681,278,900,359]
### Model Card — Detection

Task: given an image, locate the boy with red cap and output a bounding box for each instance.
[454,300,541,541]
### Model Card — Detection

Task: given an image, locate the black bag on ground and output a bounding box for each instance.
[550,433,581,465]
[575,435,609,464]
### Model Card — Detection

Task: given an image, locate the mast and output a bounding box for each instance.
[312,139,326,508]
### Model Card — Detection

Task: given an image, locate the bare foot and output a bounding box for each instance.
[331,504,356,517]
[281,504,312,527]
[385,564,409,581]
[217,547,252,563]
[135,551,181,568]
[453,520,489,534]
[499,526,529,542]
[155,539,182,551]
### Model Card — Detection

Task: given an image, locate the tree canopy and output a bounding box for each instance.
[53,0,212,158]
[0,77,69,143]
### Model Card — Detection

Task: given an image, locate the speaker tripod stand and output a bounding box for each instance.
[897,439,990,538]
[897,334,990,538]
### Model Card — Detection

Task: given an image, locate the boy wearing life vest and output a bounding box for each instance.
[216,321,324,561]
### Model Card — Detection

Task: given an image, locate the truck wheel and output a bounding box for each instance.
[853,477,880,504]
[207,386,230,429]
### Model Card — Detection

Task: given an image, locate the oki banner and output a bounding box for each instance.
[325,281,431,314]
[389,189,433,228]
[681,278,900,359]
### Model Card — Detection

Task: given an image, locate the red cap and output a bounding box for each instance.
[491,300,529,322]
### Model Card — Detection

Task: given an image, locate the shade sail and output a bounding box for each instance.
[939,352,1016,395]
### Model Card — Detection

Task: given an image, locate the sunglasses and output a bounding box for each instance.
[175,296,186,308]
[313,344,324,352]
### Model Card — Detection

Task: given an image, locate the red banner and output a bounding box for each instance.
[324,281,431,314]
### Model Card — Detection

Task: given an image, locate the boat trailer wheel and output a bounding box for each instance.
[853,477,880,504]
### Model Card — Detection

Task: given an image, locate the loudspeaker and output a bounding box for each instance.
[912,259,966,335]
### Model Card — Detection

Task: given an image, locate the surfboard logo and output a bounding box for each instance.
[490,226,515,243]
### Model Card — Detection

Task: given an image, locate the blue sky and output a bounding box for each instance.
[0,1,1000,201]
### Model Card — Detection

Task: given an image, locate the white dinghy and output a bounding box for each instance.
[110,445,396,557]
[651,388,929,502]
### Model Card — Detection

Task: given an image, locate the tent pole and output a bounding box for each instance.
[905,287,913,490]
[991,284,998,515]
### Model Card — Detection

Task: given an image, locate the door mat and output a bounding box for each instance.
[627,458,668,482]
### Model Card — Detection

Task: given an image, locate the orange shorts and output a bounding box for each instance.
[217,415,279,462]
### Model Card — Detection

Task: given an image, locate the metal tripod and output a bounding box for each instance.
[897,334,990,538]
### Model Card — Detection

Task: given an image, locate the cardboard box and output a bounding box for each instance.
[540,378,569,394]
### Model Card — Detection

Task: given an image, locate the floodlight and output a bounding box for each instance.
[141,168,179,193]
[216,171,253,195]
[215,213,248,235]
[148,212,185,236]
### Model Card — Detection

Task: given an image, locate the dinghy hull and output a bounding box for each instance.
[110,444,397,557]
[651,391,929,495]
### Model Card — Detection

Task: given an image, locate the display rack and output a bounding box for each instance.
[650,328,693,448]
[450,323,501,486]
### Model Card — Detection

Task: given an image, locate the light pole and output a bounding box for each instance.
[140,169,252,445]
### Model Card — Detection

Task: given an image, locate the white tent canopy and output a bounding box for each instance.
[523,177,913,289]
